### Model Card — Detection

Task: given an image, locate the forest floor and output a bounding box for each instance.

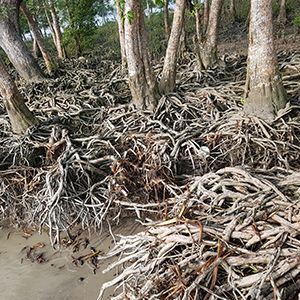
[1,22,300,300]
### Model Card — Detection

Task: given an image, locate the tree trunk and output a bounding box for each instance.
[277,0,287,23]
[48,0,64,59]
[116,0,127,69]
[33,38,41,58]
[179,17,186,53]
[159,0,185,94]
[146,0,151,19]
[44,5,57,49]
[0,56,38,133]
[203,0,209,33]
[229,0,236,23]
[20,2,55,73]
[199,0,224,69]
[2,0,22,35]
[195,7,204,69]
[124,0,159,111]
[195,7,202,43]
[164,0,170,39]
[244,0,286,122]
[0,1,45,82]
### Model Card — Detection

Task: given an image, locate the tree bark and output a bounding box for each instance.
[1,0,21,35]
[32,38,41,58]
[0,56,38,133]
[195,7,204,69]
[244,0,287,122]
[116,0,127,69]
[44,5,57,49]
[0,0,45,82]
[20,1,55,73]
[199,0,224,69]
[146,0,151,19]
[229,0,236,23]
[245,8,250,27]
[47,0,64,59]
[203,0,209,33]
[159,0,185,94]
[124,0,159,111]
[164,0,170,39]
[179,17,186,53]
[277,0,287,23]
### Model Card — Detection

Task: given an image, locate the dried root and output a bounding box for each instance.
[0,50,300,299]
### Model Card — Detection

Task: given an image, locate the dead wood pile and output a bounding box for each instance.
[0,50,300,299]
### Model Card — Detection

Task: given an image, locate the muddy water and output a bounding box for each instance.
[0,219,143,300]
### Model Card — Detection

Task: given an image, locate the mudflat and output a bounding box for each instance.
[0,218,143,300]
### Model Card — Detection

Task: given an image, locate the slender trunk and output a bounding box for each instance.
[164,0,170,39]
[195,7,204,69]
[159,0,185,94]
[116,0,127,68]
[64,0,81,56]
[146,0,151,19]
[48,0,64,59]
[74,34,81,56]
[124,0,159,110]
[0,56,38,133]
[44,5,57,49]
[199,0,224,69]
[244,0,286,122]
[229,0,236,23]
[277,0,287,23]
[179,17,186,53]
[102,11,106,24]
[32,38,41,58]
[20,2,55,73]
[203,0,209,33]
[195,7,202,43]
[65,3,72,23]
[245,7,250,27]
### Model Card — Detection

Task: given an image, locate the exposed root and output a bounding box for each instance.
[0,50,300,299]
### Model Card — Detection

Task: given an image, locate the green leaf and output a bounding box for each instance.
[115,0,126,12]
[152,0,165,8]
[127,11,135,20]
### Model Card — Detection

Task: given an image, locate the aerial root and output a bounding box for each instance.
[98,166,300,299]
[0,51,300,299]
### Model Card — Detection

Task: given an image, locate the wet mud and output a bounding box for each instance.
[0,219,142,300]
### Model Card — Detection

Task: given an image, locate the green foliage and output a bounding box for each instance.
[152,0,165,8]
[115,0,125,12]
[272,1,281,16]
[95,21,119,50]
[19,12,30,36]
[122,10,135,25]
[145,11,168,57]
[0,5,14,20]
[235,0,250,21]
[141,0,155,11]
[292,12,300,32]
[189,1,203,18]
[63,27,96,56]
[286,0,299,12]
[62,0,97,56]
